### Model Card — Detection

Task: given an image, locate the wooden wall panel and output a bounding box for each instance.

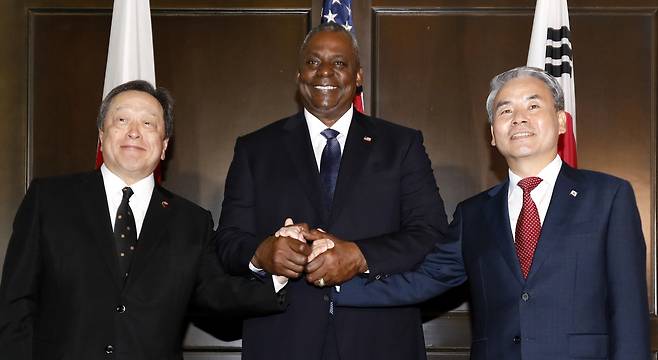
[30,12,109,178]
[373,9,531,217]
[153,11,309,217]
[0,1,30,276]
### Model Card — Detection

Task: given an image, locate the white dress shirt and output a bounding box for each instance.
[507,155,563,240]
[304,106,353,170]
[101,164,154,238]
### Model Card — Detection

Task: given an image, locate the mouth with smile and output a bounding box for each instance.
[120,145,146,151]
[313,84,338,91]
[510,131,534,140]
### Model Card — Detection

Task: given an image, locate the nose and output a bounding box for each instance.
[511,112,528,125]
[318,62,334,77]
[127,122,141,139]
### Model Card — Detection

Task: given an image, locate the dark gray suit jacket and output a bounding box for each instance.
[336,164,650,359]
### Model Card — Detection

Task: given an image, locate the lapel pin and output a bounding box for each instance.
[363,136,372,142]
[161,201,169,208]
[569,190,578,197]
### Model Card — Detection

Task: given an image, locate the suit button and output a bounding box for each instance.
[521,292,529,301]
[513,336,521,344]
[105,345,114,354]
[116,305,126,313]
[323,295,330,301]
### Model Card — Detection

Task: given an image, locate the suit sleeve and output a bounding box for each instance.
[215,137,260,276]
[0,180,43,360]
[192,211,286,317]
[335,204,466,306]
[606,181,650,359]
[355,130,449,276]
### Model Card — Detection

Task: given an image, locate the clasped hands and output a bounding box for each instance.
[251,218,367,287]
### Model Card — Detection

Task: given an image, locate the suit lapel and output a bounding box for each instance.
[78,171,124,289]
[485,181,524,284]
[329,111,375,223]
[527,164,580,281]
[125,185,172,287]
[282,112,326,221]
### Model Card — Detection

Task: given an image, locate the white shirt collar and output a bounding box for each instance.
[508,155,563,195]
[304,106,353,136]
[100,164,155,238]
[101,164,155,199]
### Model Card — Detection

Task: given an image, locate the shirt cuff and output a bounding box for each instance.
[273,275,288,293]
[248,261,262,273]
[250,261,287,293]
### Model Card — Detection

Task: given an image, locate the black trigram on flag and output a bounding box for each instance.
[527,0,578,167]
[545,26,573,77]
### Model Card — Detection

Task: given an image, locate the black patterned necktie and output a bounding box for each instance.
[320,128,341,211]
[114,187,137,279]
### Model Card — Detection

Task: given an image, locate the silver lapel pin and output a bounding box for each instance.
[363,136,372,142]
[569,190,578,197]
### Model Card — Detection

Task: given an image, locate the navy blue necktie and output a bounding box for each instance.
[320,128,341,211]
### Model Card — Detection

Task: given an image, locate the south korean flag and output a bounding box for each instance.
[527,0,578,168]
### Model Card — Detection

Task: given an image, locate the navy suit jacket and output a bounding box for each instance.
[335,164,650,359]
[0,171,285,360]
[216,111,447,360]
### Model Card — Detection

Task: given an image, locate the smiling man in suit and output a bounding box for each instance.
[0,80,286,360]
[333,66,650,359]
[216,23,447,360]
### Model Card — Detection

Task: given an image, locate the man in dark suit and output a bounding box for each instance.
[332,66,650,359]
[216,23,447,360]
[0,80,286,360]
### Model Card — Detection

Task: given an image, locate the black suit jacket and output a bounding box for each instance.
[0,171,285,360]
[217,111,447,360]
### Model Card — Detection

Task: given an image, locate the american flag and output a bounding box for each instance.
[321,0,365,113]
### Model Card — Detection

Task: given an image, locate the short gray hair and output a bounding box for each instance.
[299,22,360,66]
[485,66,564,124]
[97,80,174,138]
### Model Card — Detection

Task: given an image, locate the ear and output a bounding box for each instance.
[356,67,364,87]
[98,129,104,150]
[490,125,496,146]
[557,110,567,135]
[160,138,169,161]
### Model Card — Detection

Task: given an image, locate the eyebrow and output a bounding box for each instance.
[494,94,543,111]
[494,100,511,111]
[114,107,160,118]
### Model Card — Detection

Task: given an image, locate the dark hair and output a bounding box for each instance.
[486,66,564,124]
[299,22,360,66]
[97,80,174,138]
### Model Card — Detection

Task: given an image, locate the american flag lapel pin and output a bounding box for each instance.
[161,200,169,208]
[569,190,578,197]
[363,136,372,143]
